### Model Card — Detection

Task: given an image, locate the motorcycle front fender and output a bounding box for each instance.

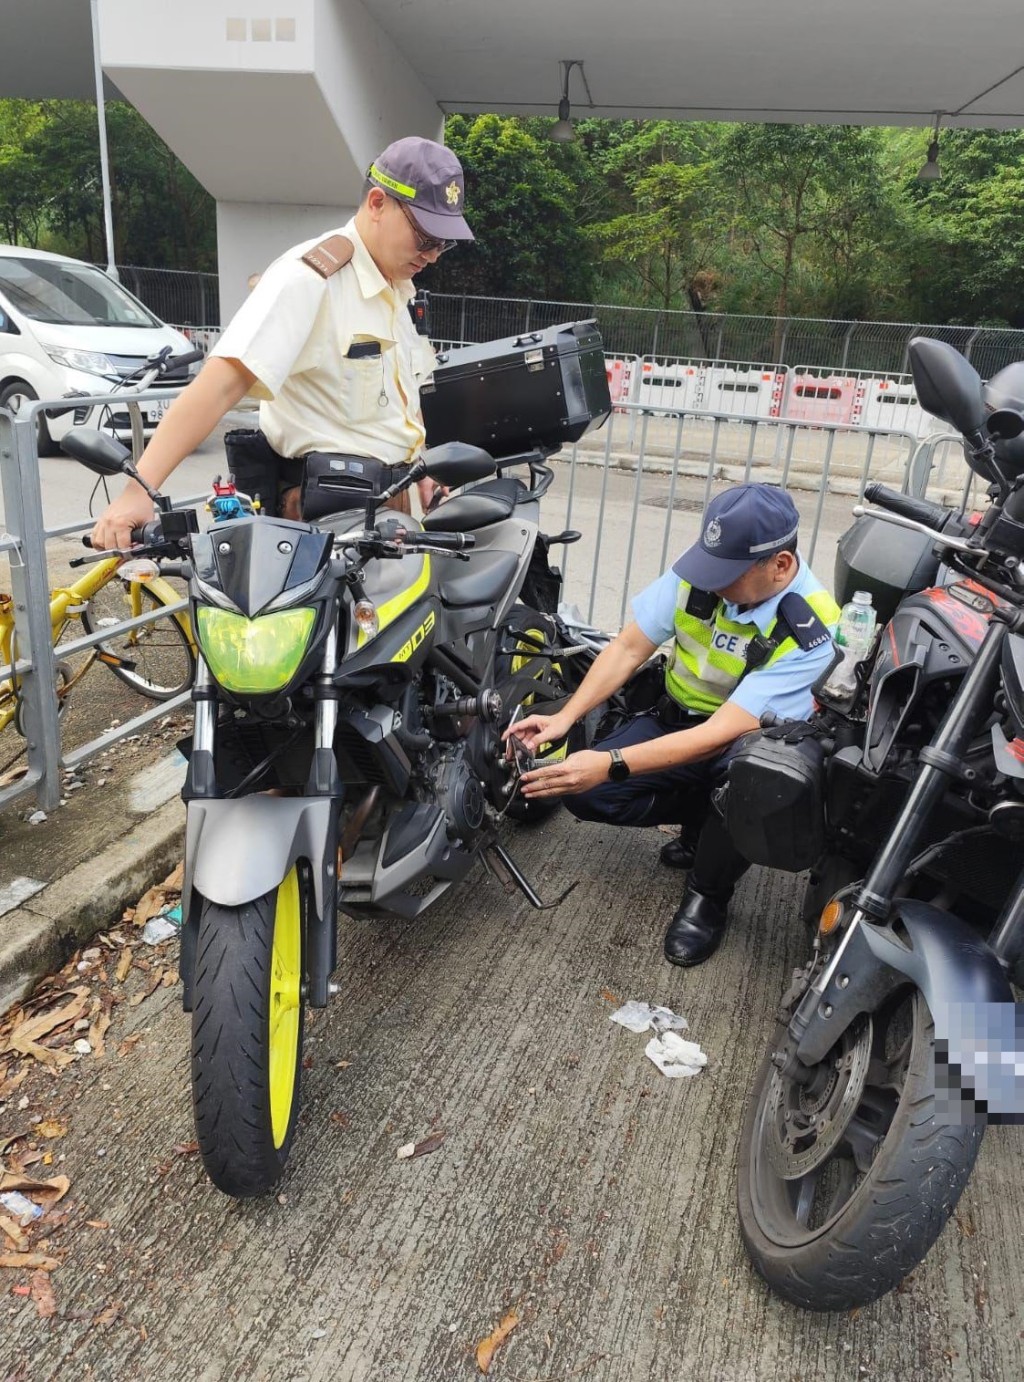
[179,795,339,1010]
[794,901,1017,1114]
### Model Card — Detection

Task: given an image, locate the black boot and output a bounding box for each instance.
[663,812,750,967]
[659,828,699,870]
[658,800,710,870]
[663,885,731,966]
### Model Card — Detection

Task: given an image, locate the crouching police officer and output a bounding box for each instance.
[504,483,840,968]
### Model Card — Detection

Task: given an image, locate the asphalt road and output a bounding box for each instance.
[1,813,1021,1381]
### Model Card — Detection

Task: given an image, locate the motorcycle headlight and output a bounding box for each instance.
[196,606,316,694]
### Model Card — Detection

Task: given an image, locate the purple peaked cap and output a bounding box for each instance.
[367,136,473,241]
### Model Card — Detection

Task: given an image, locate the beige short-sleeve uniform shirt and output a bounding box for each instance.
[211,219,434,465]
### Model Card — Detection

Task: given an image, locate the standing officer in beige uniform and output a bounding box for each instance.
[90,137,474,550]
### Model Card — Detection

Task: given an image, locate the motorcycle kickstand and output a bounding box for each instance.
[482,840,578,911]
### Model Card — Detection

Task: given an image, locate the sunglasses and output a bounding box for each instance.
[392,197,455,256]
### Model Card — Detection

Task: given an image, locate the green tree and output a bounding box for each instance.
[423,114,594,300]
[716,123,900,331]
[0,101,47,245]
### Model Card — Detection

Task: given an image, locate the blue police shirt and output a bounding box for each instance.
[631,555,838,721]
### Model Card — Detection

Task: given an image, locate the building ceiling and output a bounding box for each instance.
[6,0,1024,129]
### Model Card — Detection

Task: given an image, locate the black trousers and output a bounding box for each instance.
[562,710,752,899]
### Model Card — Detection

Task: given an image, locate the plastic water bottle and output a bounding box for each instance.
[824,590,877,699]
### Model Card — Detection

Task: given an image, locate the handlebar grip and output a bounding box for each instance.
[82,534,93,548]
[418,530,475,550]
[863,483,951,530]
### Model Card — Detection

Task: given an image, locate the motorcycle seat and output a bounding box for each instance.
[422,476,529,533]
[438,548,521,607]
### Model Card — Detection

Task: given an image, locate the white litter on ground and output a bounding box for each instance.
[609,1000,689,1034]
[645,1031,709,1079]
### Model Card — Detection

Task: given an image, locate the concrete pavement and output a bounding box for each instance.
[1,813,1021,1380]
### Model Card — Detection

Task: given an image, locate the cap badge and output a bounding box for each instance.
[445,181,461,207]
[704,518,722,548]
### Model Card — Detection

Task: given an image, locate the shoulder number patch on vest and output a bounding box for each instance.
[778,593,831,651]
[301,234,355,278]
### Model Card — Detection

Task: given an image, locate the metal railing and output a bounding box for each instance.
[0,390,202,813]
[0,386,975,812]
[426,294,1024,381]
[547,402,961,629]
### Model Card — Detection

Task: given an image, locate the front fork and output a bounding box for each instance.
[786,613,1016,1069]
[181,611,344,1009]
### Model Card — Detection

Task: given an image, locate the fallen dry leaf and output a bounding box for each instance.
[161,861,184,892]
[132,885,170,929]
[0,1068,28,1100]
[30,1268,57,1317]
[396,1129,446,1161]
[35,1121,67,1141]
[0,1215,25,1248]
[117,1034,143,1057]
[85,1220,110,1230]
[599,988,619,1004]
[476,1308,520,1374]
[0,1174,70,1212]
[129,972,163,1007]
[0,993,90,1064]
[89,1011,112,1059]
[0,1253,62,1271]
[114,949,133,984]
[161,968,179,988]
[172,1142,199,1157]
[93,1301,120,1327]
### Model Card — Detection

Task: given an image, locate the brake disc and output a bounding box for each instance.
[764,1014,873,1180]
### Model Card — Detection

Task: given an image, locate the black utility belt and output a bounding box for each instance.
[655,693,708,729]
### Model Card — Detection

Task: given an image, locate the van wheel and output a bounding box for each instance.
[0,381,60,457]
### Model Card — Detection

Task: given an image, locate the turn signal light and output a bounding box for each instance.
[353,600,379,641]
[818,899,844,936]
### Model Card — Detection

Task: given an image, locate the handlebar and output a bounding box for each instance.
[404,529,475,551]
[862,483,952,530]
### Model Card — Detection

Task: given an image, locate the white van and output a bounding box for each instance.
[0,245,198,455]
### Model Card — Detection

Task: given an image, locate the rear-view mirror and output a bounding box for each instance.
[420,441,496,487]
[60,428,133,478]
[908,337,986,436]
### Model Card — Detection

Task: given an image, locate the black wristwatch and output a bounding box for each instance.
[607,749,631,783]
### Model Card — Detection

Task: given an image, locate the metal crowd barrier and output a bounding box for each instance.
[551,402,944,628]
[0,389,981,812]
[0,390,203,814]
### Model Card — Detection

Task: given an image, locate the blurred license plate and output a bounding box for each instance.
[145,398,171,423]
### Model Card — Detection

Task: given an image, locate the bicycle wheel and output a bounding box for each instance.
[82,578,194,700]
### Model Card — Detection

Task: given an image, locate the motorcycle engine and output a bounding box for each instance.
[430,749,488,842]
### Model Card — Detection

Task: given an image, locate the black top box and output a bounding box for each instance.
[420,320,611,459]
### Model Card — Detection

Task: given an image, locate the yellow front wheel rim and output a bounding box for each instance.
[268,867,303,1148]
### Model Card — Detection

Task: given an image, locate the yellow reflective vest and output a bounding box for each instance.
[665,580,840,716]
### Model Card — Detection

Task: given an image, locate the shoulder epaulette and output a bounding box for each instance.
[301,234,355,279]
[777,592,832,651]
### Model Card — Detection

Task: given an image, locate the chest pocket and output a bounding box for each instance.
[339,340,390,422]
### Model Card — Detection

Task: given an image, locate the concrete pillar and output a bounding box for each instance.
[96,0,444,322]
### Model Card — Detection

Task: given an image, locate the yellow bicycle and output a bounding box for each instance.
[0,554,195,738]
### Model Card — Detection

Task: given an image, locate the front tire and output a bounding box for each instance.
[191,867,308,1197]
[738,988,984,1310]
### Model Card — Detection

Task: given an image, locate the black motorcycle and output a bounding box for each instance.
[64,431,603,1198]
[724,337,1024,1309]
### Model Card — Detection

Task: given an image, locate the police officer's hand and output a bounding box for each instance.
[90,487,155,551]
[503,710,574,756]
[520,750,610,800]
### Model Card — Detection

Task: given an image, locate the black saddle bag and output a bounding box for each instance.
[721,723,826,872]
[300,453,401,521]
[223,428,292,517]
